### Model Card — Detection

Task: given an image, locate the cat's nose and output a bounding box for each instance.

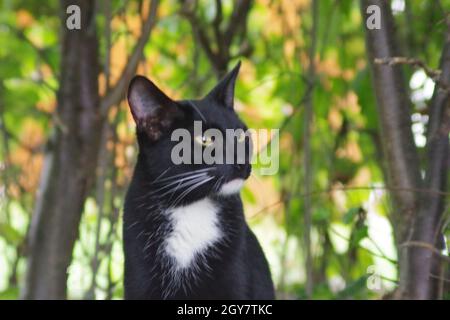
[235,164,251,179]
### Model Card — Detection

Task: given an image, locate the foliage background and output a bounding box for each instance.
[0,0,449,299]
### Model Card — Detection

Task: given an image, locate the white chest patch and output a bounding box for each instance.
[219,178,244,195]
[164,198,222,269]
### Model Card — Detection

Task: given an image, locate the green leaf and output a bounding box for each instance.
[0,287,19,300]
[0,223,22,246]
[241,186,256,205]
[336,275,369,299]
[351,225,369,247]
[313,207,330,223]
[343,207,359,224]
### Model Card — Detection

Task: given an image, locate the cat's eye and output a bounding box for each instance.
[195,134,214,147]
[237,131,246,143]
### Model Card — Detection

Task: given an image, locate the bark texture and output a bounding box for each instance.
[361,0,449,299]
[22,0,160,299]
[23,0,101,299]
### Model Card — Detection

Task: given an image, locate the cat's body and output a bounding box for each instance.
[124,167,274,299]
[123,63,275,300]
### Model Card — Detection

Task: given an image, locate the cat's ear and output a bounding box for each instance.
[127,76,183,140]
[206,61,241,109]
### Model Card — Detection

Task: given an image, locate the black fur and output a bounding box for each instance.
[123,62,275,299]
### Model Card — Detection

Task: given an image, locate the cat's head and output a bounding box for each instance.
[127,62,252,205]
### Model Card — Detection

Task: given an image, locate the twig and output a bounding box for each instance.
[400,241,450,263]
[329,227,397,265]
[429,273,450,283]
[4,24,56,75]
[302,0,319,298]
[249,185,450,219]
[374,57,450,93]
[180,1,219,74]
[0,85,11,225]
[104,0,112,91]
[100,0,160,115]
[181,0,253,78]
[85,120,111,299]
[104,104,126,298]
[223,0,252,49]
[213,0,224,54]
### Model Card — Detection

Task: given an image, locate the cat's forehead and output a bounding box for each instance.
[185,99,245,129]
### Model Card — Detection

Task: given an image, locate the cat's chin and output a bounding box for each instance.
[218,178,245,196]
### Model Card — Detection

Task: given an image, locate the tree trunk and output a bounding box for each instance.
[22,0,160,299]
[404,21,450,300]
[22,0,101,299]
[361,0,449,299]
[361,0,422,247]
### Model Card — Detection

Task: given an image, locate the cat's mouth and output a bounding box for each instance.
[215,162,251,195]
[218,178,245,196]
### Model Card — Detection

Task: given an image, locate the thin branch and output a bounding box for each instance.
[4,24,56,75]
[0,85,11,224]
[0,122,43,154]
[374,57,450,93]
[302,0,318,298]
[223,0,253,49]
[400,241,450,263]
[429,273,450,283]
[329,227,397,265]
[104,0,112,90]
[181,2,220,74]
[181,0,253,78]
[249,185,450,220]
[104,106,124,299]
[367,235,398,265]
[213,0,224,54]
[85,121,111,299]
[192,23,218,68]
[100,0,160,115]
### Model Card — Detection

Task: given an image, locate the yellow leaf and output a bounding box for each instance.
[16,9,34,28]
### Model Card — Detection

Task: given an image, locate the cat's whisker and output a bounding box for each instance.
[169,176,214,209]
[140,168,214,188]
[140,167,172,186]
[217,176,225,191]
[169,178,212,209]
[154,167,172,182]
[166,179,184,204]
[164,174,212,204]
[126,220,140,230]
[154,167,215,184]
[158,175,209,199]
[140,175,212,210]
[135,172,210,203]
[151,173,209,195]
[212,176,224,193]
[211,178,220,193]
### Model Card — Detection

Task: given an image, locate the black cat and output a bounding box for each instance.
[123,62,275,299]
